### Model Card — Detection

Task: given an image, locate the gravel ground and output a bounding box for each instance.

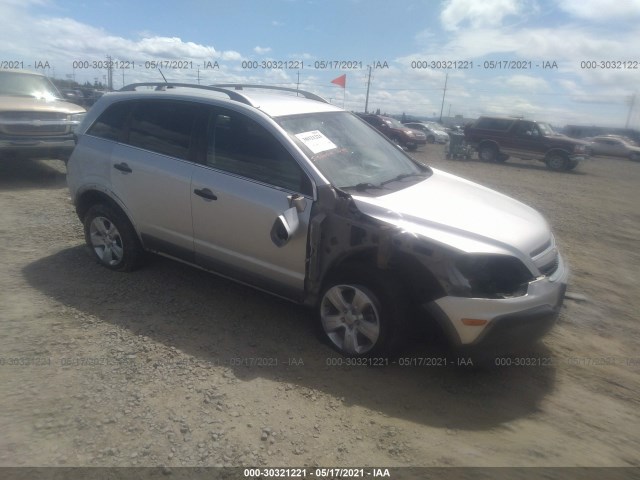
[0,147,639,471]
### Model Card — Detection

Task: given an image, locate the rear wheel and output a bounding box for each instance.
[478,144,498,162]
[318,268,407,357]
[545,152,570,171]
[83,203,143,271]
[630,152,640,162]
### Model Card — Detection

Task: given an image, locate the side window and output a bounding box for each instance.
[87,101,132,141]
[127,100,198,160]
[477,118,513,130]
[514,121,537,137]
[206,109,312,195]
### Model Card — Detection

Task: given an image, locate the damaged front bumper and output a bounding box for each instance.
[423,253,569,351]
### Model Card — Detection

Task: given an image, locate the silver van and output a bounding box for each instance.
[67,83,569,357]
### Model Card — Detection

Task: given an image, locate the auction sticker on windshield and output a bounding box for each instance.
[295,130,337,154]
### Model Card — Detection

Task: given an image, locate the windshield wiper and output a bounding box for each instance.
[343,182,383,191]
[380,172,427,186]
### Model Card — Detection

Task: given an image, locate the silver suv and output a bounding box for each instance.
[67,83,569,357]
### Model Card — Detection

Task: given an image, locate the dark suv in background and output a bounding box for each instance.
[358,114,427,151]
[464,116,590,171]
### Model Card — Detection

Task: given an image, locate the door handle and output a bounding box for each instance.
[194,188,217,200]
[113,162,132,173]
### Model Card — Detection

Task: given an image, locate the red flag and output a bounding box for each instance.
[331,74,346,88]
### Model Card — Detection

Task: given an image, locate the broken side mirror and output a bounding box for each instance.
[271,207,300,247]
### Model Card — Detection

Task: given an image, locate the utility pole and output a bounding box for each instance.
[106,55,113,91]
[625,93,636,128]
[296,71,300,96]
[197,68,200,85]
[364,65,372,113]
[439,72,448,123]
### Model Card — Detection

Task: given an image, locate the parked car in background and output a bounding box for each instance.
[67,83,568,358]
[0,69,86,161]
[464,116,590,171]
[587,135,640,161]
[61,88,86,106]
[357,113,427,150]
[402,121,449,144]
[79,88,104,108]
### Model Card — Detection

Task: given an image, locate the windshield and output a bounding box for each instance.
[385,117,405,129]
[537,122,556,135]
[276,111,427,190]
[0,72,61,100]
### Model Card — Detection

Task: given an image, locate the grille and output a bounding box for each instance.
[538,256,559,277]
[0,111,70,135]
[530,237,560,277]
[0,112,67,121]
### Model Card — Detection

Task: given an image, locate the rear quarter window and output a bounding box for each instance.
[87,101,133,142]
[127,100,199,160]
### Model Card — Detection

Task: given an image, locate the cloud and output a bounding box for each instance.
[559,0,640,21]
[272,20,284,27]
[0,4,242,66]
[254,46,272,55]
[440,0,522,31]
[504,74,550,91]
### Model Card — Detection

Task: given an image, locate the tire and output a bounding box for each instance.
[407,144,418,151]
[496,153,509,163]
[318,268,407,357]
[83,203,143,272]
[478,144,498,162]
[630,152,640,162]
[545,152,570,171]
[427,136,435,144]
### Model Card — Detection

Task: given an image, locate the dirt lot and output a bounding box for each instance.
[0,146,639,471]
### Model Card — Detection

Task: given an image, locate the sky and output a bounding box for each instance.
[1,0,640,128]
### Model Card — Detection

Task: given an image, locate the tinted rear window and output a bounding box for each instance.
[87,101,132,142]
[128,100,198,160]
[474,117,513,130]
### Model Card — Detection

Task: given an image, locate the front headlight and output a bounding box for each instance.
[68,113,86,131]
[404,130,415,138]
[448,254,534,298]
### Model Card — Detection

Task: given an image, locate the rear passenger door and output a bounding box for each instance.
[109,99,200,262]
[191,107,313,300]
[505,121,544,160]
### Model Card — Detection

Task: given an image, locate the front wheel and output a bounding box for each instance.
[318,269,407,357]
[83,203,143,271]
[545,153,570,171]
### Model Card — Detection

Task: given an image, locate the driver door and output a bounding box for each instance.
[191,107,314,301]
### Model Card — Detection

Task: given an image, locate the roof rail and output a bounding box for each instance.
[212,84,329,104]
[118,83,254,106]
